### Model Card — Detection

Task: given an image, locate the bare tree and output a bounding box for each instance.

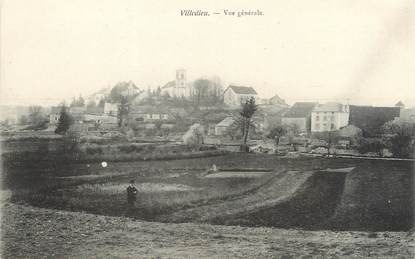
[27,106,48,130]
[192,79,210,107]
[267,125,287,147]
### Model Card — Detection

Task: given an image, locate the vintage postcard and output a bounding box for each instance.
[1,0,414,258]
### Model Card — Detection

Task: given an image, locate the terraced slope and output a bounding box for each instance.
[166,163,413,231]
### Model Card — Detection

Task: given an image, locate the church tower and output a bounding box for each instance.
[175,69,187,97]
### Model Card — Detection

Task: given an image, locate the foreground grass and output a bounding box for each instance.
[2,202,414,258]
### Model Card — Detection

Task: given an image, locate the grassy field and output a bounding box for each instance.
[4,152,414,231]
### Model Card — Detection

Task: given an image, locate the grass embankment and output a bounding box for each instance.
[2,142,225,165]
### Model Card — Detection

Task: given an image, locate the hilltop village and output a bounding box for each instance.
[1,69,414,158]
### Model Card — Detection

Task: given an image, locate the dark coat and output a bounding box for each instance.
[127,185,138,202]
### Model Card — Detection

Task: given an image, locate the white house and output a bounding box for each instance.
[311,103,349,132]
[223,85,257,107]
[49,107,61,125]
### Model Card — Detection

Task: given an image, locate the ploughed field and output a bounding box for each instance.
[3,153,414,231]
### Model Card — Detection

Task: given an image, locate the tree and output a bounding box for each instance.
[192,79,210,107]
[267,125,287,148]
[209,76,224,104]
[357,138,385,156]
[311,130,340,156]
[28,106,43,124]
[70,95,85,107]
[117,95,130,128]
[226,121,242,140]
[156,86,162,97]
[98,98,106,107]
[26,106,48,130]
[86,100,96,109]
[382,120,415,158]
[109,81,139,103]
[287,123,300,136]
[162,92,171,100]
[239,97,258,149]
[183,124,205,146]
[191,78,224,107]
[18,115,28,125]
[55,105,74,135]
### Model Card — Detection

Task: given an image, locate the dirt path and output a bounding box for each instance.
[1,202,413,258]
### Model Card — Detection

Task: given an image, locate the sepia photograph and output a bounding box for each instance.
[0,0,414,258]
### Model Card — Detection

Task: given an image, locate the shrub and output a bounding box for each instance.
[86,147,103,155]
[199,145,217,151]
[357,138,385,155]
[118,145,134,153]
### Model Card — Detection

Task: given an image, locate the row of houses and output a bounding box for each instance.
[49,103,185,132]
[281,101,403,135]
[212,99,406,139]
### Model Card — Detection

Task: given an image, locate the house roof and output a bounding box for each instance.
[313,103,345,112]
[269,94,287,104]
[395,101,405,107]
[162,81,175,89]
[283,102,317,118]
[270,94,283,101]
[349,105,400,137]
[216,117,235,127]
[226,85,257,95]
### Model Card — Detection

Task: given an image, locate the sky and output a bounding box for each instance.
[1,0,414,107]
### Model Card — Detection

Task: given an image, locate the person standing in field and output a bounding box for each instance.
[126,180,138,210]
